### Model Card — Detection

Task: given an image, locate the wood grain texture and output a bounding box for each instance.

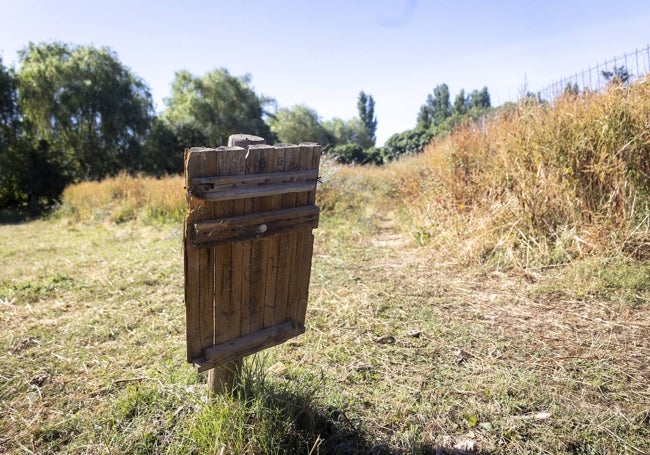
[184,140,321,367]
[193,205,319,247]
[184,148,217,361]
[194,321,305,372]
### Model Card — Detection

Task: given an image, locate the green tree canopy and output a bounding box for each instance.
[602,66,631,85]
[417,83,451,130]
[453,89,468,116]
[322,117,368,147]
[162,68,274,147]
[357,91,377,148]
[0,57,16,130]
[267,104,332,146]
[0,57,19,206]
[1,56,70,212]
[468,87,491,110]
[17,42,153,180]
[141,118,205,176]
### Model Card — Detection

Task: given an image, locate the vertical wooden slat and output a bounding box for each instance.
[294,144,321,324]
[228,136,265,338]
[213,147,246,345]
[262,145,285,328]
[184,149,200,362]
[275,145,301,323]
[286,144,313,322]
[184,148,218,361]
[247,145,276,334]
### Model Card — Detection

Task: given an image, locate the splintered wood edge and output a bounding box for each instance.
[192,321,305,372]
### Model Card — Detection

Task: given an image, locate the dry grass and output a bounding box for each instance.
[393,80,650,268]
[60,172,185,223]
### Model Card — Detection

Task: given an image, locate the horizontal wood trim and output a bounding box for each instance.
[193,321,305,372]
[188,169,318,201]
[192,205,319,247]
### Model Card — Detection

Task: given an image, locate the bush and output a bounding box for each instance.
[328,144,382,165]
[380,127,433,162]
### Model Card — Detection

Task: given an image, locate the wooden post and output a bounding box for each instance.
[206,134,266,395]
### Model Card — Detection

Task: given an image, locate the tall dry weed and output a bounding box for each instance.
[60,172,185,223]
[397,79,650,267]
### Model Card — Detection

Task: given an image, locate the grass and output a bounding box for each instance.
[2,83,650,453]
[2,203,648,453]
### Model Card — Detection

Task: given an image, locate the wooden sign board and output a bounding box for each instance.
[184,138,321,372]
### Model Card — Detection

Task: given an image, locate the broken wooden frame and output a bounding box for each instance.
[184,135,321,377]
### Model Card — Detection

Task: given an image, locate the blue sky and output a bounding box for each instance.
[1,0,649,145]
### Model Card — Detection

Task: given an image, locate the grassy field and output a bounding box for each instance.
[2,83,650,454]
[1,196,648,454]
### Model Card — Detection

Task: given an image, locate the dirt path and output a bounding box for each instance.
[365,207,650,410]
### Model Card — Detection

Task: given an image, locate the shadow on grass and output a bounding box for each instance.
[216,361,492,455]
[0,208,34,224]
[0,206,57,224]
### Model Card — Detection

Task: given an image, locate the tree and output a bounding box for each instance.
[17,42,154,180]
[328,144,368,165]
[322,117,367,147]
[140,118,205,175]
[0,57,19,207]
[357,91,377,148]
[163,68,274,147]
[1,137,69,213]
[0,57,16,131]
[0,56,70,213]
[468,87,491,110]
[417,83,451,130]
[564,82,580,96]
[453,89,468,116]
[266,105,333,146]
[601,66,630,85]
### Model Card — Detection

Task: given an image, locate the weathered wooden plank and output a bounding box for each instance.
[294,144,322,324]
[227,136,255,343]
[275,145,302,324]
[262,145,284,329]
[184,147,218,361]
[189,181,317,201]
[213,147,246,346]
[193,205,319,247]
[228,134,266,148]
[194,321,305,372]
[190,169,317,190]
[286,144,315,322]
[302,142,322,204]
[206,135,265,395]
[249,145,277,334]
[184,149,201,362]
[185,140,321,371]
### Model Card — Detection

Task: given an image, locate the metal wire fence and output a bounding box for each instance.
[537,44,650,101]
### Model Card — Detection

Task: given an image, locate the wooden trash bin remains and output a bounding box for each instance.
[183,134,321,391]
